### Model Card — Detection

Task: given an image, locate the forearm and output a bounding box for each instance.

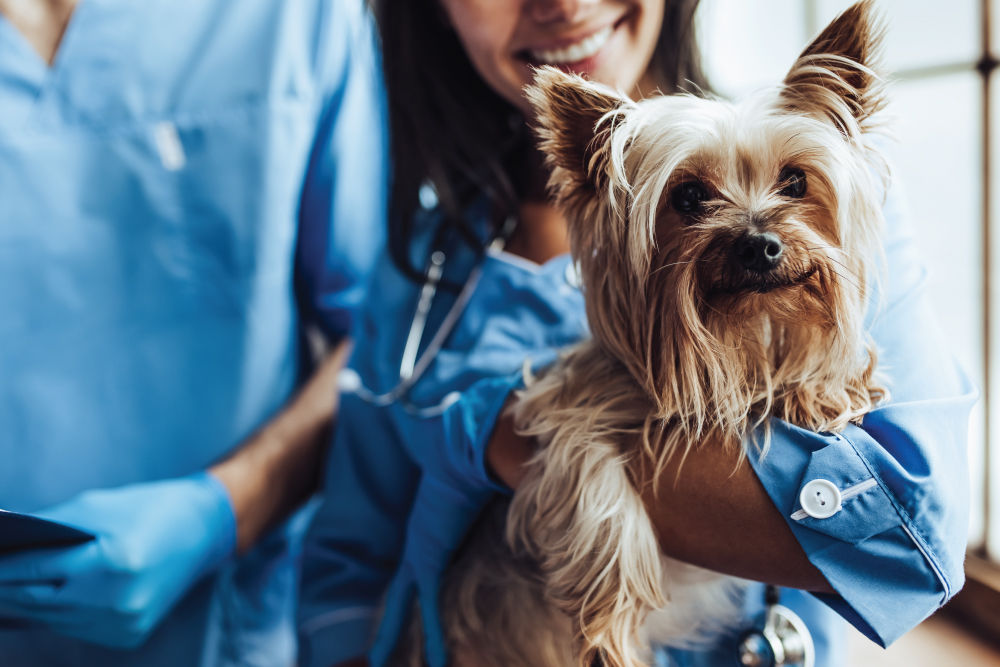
[211,339,351,552]
[486,410,833,593]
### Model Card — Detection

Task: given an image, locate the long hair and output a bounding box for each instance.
[372,0,710,284]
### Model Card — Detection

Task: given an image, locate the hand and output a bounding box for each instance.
[0,472,235,648]
[371,373,524,667]
[370,476,493,667]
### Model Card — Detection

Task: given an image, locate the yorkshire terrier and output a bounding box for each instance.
[416,2,889,666]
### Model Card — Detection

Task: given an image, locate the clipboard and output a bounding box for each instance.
[0,509,95,555]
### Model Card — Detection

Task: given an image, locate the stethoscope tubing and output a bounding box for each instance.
[338,217,516,416]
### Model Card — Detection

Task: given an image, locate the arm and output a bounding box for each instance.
[296,393,420,667]
[0,355,348,649]
[210,339,350,552]
[489,413,830,590]
[216,0,388,552]
[488,413,833,592]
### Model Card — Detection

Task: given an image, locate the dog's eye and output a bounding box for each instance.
[778,167,807,198]
[670,181,710,216]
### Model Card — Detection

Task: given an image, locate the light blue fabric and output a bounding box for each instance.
[0,0,386,664]
[297,181,973,666]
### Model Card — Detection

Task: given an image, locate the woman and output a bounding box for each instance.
[297,1,974,666]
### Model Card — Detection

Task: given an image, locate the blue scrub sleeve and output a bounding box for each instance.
[747,183,975,646]
[296,370,527,666]
[422,372,530,495]
[297,395,421,667]
[295,0,388,340]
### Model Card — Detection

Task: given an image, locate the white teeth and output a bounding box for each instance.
[530,26,613,65]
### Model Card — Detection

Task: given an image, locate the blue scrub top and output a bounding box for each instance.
[0,0,386,664]
[298,172,974,667]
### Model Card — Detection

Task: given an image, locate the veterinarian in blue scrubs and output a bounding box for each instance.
[297,1,974,666]
[0,0,385,665]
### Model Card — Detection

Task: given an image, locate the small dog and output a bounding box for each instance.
[418,2,889,666]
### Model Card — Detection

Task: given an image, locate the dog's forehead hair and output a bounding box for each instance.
[626,96,844,207]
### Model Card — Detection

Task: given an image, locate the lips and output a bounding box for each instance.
[517,11,629,68]
[527,25,614,65]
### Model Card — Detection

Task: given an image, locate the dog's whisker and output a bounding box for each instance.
[651,258,703,275]
[828,268,865,293]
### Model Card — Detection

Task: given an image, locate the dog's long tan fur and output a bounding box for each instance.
[405,3,890,666]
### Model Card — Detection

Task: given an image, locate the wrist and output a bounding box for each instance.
[190,470,237,569]
[484,411,534,490]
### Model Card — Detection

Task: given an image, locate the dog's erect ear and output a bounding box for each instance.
[526,66,628,191]
[781,0,885,135]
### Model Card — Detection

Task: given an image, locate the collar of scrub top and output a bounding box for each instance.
[338,215,518,417]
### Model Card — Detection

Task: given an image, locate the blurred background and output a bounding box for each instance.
[696,0,1000,663]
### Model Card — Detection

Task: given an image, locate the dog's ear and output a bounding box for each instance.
[781,0,885,135]
[526,66,628,192]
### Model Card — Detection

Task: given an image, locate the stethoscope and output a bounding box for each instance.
[339,216,815,666]
[736,586,815,667]
[337,216,518,418]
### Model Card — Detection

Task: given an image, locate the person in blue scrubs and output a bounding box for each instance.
[297,1,974,666]
[0,0,385,665]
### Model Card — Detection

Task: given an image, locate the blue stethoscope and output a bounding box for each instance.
[338,216,815,667]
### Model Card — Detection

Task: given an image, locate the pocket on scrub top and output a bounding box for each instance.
[132,97,317,290]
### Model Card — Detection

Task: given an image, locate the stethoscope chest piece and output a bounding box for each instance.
[737,588,815,667]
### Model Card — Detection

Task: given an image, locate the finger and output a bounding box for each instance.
[0,590,130,647]
[0,583,59,609]
[418,582,448,667]
[0,542,100,585]
[0,600,96,644]
[369,570,415,667]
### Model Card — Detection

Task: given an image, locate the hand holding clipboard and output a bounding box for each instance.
[0,509,95,556]
[0,473,235,648]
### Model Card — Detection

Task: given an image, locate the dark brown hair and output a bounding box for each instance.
[373,0,709,284]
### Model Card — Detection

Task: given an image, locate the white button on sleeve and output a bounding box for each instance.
[799,479,843,519]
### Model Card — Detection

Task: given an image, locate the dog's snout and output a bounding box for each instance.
[733,232,784,273]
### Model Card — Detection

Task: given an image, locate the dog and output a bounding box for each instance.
[415,2,889,665]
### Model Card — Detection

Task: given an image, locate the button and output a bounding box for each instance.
[799,479,842,519]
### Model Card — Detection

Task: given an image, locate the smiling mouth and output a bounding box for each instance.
[527,26,613,64]
[519,15,627,66]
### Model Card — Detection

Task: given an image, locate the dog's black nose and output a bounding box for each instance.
[733,232,784,272]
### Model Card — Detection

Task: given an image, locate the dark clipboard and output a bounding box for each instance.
[0,509,95,555]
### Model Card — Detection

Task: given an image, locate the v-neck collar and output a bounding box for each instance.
[0,11,46,91]
[0,1,84,87]
[0,0,137,127]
